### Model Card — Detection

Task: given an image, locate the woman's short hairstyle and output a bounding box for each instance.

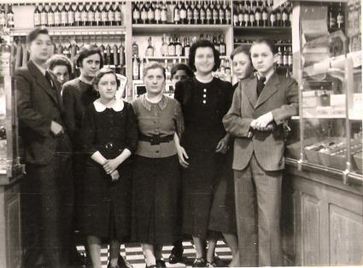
[170,63,194,79]
[47,54,73,76]
[92,67,120,89]
[143,61,166,79]
[26,27,50,44]
[76,45,104,68]
[230,45,251,61]
[250,38,277,54]
[188,39,220,72]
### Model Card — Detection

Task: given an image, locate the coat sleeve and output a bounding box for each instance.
[62,83,76,139]
[16,69,51,137]
[223,83,254,138]
[174,100,184,137]
[174,81,183,105]
[124,103,138,154]
[271,78,299,125]
[81,105,99,156]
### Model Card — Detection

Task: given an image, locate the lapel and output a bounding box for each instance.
[255,72,280,109]
[243,78,258,108]
[28,61,60,107]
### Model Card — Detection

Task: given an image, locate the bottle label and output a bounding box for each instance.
[255,12,261,21]
[168,46,175,56]
[54,12,61,25]
[176,45,182,56]
[276,13,281,20]
[48,13,55,25]
[115,11,122,22]
[161,10,167,21]
[161,44,168,56]
[250,14,255,23]
[282,13,288,21]
[81,11,88,22]
[141,11,147,21]
[109,10,115,21]
[206,10,212,20]
[101,11,108,22]
[213,10,218,20]
[133,60,139,79]
[34,14,40,26]
[270,14,276,23]
[68,11,75,24]
[180,9,187,19]
[95,11,101,22]
[174,10,180,21]
[187,9,193,20]
[244,13,249,22]
[219,10,224,22]
[41,13,48,25]
[200,10,206,20]
[88,11,95,22]
[146,47,154,57]
[220,44,226,55]
[61,11,68,24]
[133,10,140,20]
[226,9,231,21]
[283,54,288,65]
[193,9,199,20]
[184,47,190,57]
[262,11,268,20]
[337,14,344,26]
[288,54,292,66]
[155,9,161,21]
[75,11,81,22]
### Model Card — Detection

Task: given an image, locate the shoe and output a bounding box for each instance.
[118,255,133,268]
[168,251,183,264]
[192,257,207,267]
[206,261,216,267]
[155,259,166,268]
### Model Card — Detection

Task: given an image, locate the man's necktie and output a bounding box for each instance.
[256,76,266,97]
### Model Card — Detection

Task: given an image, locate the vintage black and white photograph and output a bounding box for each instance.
[0,0,362,267]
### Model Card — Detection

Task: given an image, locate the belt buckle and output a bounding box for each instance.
[150,135,160,145]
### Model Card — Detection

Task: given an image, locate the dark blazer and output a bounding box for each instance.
[223,72,298,171]
[16,60,71,165]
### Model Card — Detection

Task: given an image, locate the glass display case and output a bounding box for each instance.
[286,1,362,184]
[0,30,24,184]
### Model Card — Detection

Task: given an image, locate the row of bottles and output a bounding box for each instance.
[132,33,226,58]
[233,0,292,27]
[132,0,231,25]
[234,38,291,45]
[328,2,345,32]
[34,2,124,27]
[11,36,126,74]
[0,4,14,28]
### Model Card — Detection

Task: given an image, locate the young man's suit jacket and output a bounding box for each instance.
[16,60,71,165]
[223,72,298,171]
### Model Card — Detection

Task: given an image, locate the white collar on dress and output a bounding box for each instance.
[93,98,124,112]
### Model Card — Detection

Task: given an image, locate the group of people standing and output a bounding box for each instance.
[16,27,298,268]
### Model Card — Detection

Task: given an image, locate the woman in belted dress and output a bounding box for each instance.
[131,62,185,268]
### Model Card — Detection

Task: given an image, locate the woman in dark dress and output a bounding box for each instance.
[208,45,254,267]
[81,68,137,268]
[132,62,185,268]
[174,40,234,267]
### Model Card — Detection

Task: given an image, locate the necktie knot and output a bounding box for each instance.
[257,76,266,97]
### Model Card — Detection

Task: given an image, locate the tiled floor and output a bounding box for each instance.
[77,241,232,268]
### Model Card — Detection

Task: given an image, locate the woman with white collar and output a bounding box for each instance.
[131,62,185,268]
[81,68,137,268]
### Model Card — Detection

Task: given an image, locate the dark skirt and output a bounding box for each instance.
[81,163,132,242]
[208,149,237,234]
[132,154,182,245]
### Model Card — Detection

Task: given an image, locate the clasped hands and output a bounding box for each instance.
[250,112,274,131]
[103,158,121,181]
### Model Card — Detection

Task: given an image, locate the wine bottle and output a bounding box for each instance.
[270,8,277,27]
[87,3,95,26]
[262,0,269,27]
[47,4,55,27]
[133,2,140,24]
[175,37,183,56]
[225,1,231,25]
[7,4,14,28]
[40,4,48,26]
[68,4,75,26]
[33,4,41,27]
[337,3,344,29]
[184,37,191,57]
[199,0,206,24]
[249,1,255,27]
[140,3,147,24]
[276,6,282,27]
[154,2,161,24]
[132,56,140,80]
[213,36,220,52]
[255,2,262,27]
[243,2,249,27]
[206,1,212,25]
[234,3,240,26]
[218,1,224,24]
[132,40,139,57]
[168,36,175,56]
[187,1,193,24]
[161,34,168,56]
[119,42,125,67]
[109,3,116,26]
[180,2,187,24]
[61,3,68,26]
[145,36,155,57]
[101,2,109,26]
[193,0,200,24]
[174,1,180,24]
[161,1,167,24]
[219,35,226,56]
[282,4,288,27]
[74,3,82,26]
[212,1,218,25]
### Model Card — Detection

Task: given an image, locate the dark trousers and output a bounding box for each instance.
[234,154,282,266]
[24,153,73,268]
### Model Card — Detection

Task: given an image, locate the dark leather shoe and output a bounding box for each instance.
[118,255,133,268]
[155,260,166,268]
[192,257,207,267]
[168,251,183,264]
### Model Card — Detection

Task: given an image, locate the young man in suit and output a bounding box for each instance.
[223,38,298,266]
[16,28,73,268]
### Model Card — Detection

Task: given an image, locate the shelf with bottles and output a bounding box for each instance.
[0,3,15,29]
[232,0,292,28]
[132,0,232,26]
[132,23,230,33]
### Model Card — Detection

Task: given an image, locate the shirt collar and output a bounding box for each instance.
[140,94,168,111]
[255,70,275,84]
[32,60,47,76]
[93,98,124,112]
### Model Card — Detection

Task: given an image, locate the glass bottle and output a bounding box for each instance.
[193,0,200,24]
[115,3,122,26]
[186,1,193,24]
[133,2,141,24]
[108,3,115,26]
[33,4,41,27]
[145,37,155,57]
[161,34,168,56]
[174,1,180,24]
[168,36,176,56]
[74,2,82,26]
[175,37,183,56]
[161,1,167,24]
[337,2,344,29]
[147,2,155,24]
[132,40,139,57]
[68,3,75,26]
[47,4,55,27]
[154,2,161,24]
[40,3,48,26]
[61,3,68,26]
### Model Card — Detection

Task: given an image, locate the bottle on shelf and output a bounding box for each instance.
[132,40,139,57]
[219,34,226,56]
[81,2,88,27]
[225,1,231,25]
[187,1,193,24]
[147,1,155,24]
[161,34,168,57]
[282,3,289,27]
[47,4,55,27]
[193,0,200,24]
[145,36,155,57]
[133,2,141,24]
[74,2,82,26]
[68,3,75,26]
[255,1,262,27]
[205,1,212,25]
[133,56,140,80]
[61,3,68,27]
[180,2,187,24]
[119,41,125,67]
[154,1,161,24]
[184,37,191,58]
[140,2,147,24]
[161,1,168,24]
[262,1,269,27]
[168,36,176,56]
[175,37,183,56]
[337,3,344,29]
[173,1,180,24]
[6,4,14,28]
[40,3,48,27]
[33,4,41,27]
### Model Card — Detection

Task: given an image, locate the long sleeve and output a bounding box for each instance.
[223,85,253,138]
[81,105,99,156]
[174,100,184,137]
[62,84,76,140]
[271,78,299,125]
[124,103,138,154]
[16,70,51,137]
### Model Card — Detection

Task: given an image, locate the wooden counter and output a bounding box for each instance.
[281,161,363,266]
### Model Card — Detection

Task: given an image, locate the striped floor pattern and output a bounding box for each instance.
[77,241,232,268]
